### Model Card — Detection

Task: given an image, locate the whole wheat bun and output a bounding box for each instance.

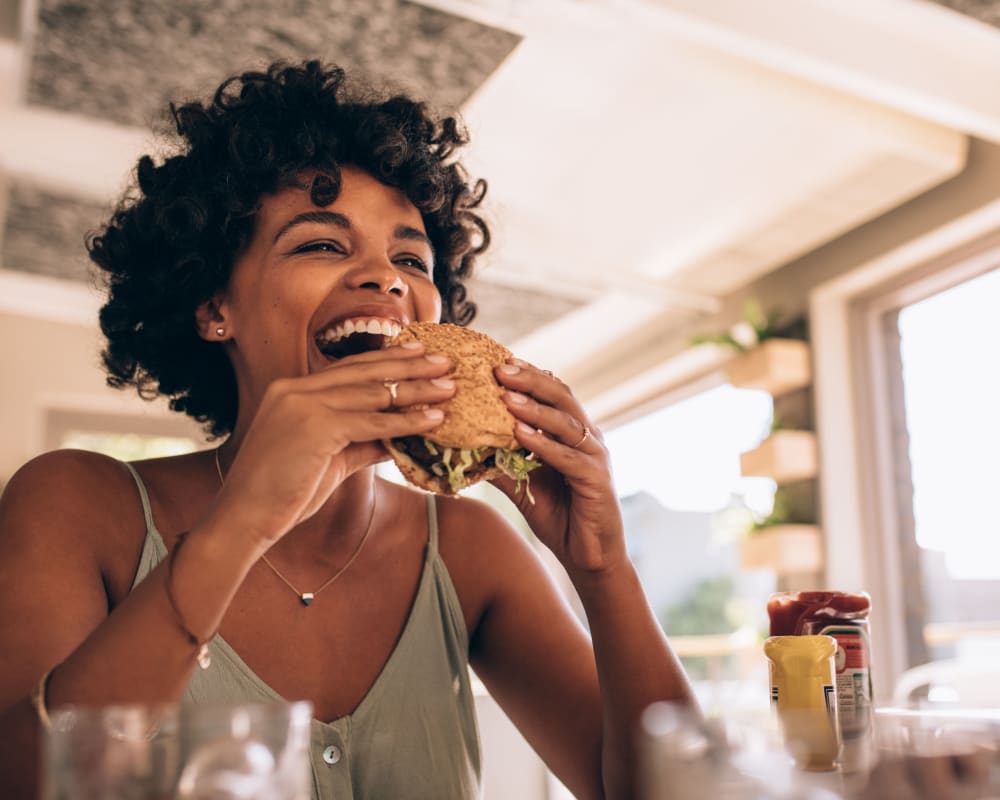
[382,322,520,494]
[389,322,520,450]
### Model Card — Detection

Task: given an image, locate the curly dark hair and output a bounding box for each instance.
[89,60,489,438]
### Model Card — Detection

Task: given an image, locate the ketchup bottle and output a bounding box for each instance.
[767,591,873,741]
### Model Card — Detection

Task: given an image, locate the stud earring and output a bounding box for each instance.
[215,327,225,337]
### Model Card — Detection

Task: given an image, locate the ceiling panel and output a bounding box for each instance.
[26,0,520,126]
[1,182,105,283]
[928,0,1000,29]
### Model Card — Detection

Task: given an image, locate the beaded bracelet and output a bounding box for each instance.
[30,669,54,730]
[166,532,212,670]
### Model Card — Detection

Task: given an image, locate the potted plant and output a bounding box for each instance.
[740,489,822,575]
[692,300,810,396]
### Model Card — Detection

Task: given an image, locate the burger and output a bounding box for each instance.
[382,322,541,496]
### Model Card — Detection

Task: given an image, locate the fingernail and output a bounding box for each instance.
[425,354,449,364]
[424,409,444,420]
[400,341,423,350]
[431,378,454,389]
[498,364,520,375]
[505,391,528,404]
[516,421,535,435]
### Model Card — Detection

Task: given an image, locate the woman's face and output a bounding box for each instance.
[216,166,442,393]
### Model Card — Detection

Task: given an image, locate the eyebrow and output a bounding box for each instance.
[273,211,350,244]
[272,212,433,251]
[395,225,432,248]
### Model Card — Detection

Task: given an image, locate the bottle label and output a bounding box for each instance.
[818,625,872,737]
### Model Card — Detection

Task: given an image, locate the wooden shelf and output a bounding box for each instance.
[740,430,818,484]
[726,338,811,396]
[740,525,822,575]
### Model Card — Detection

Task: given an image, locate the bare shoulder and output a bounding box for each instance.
[435,491,539,568]
[0,449,143,558]
[433,491,557,630]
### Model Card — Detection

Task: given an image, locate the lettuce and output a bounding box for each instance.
[494,448,542,503]
[423,440,540,500]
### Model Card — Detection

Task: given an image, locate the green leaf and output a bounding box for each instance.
[743,298,768,334]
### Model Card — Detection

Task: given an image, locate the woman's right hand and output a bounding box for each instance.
[204,342,453,550]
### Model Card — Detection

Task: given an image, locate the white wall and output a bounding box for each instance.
[0,310,204,482]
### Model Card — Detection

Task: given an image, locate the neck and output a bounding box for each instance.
[285,471,378,563]
[214,440,379,565]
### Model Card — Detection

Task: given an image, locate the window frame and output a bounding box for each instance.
[811,209,1000,702]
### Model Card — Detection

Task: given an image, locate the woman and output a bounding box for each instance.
[0,61,695,799]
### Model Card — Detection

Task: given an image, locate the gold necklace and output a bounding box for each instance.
[213,448,377,607]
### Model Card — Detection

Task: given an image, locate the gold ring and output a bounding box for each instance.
[383,379,399,405]
[570,425,591,449]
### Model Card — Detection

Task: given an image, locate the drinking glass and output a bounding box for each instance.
[176,701,313,800]
[44,705,179,800]
[43,701,313,800]
[846,708,1000,800]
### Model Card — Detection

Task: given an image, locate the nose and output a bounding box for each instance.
[345,257,408,297]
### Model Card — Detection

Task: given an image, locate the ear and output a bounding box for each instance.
[195,296,231,343]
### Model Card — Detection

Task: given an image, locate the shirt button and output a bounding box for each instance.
[322,745,342,765]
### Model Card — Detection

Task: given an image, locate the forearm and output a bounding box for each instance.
[0,517,260,797]
[48,519,256,704]
[571,560,698,799]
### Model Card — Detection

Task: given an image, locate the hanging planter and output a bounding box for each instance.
[740,525,822,575]
[740,430,818,483]
[726,338,811,396]
[689,300,810,396]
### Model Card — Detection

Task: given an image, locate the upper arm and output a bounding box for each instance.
[0,450,134,708]
[440,498,604,800]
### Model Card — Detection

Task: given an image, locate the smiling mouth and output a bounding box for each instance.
[315,317,403,360]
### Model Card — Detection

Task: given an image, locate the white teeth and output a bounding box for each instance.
[317,317,402,346]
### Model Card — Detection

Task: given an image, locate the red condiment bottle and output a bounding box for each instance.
[767,591,874,740]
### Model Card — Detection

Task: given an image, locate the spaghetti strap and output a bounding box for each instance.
[425,493,439,554]
[122,462,157,536]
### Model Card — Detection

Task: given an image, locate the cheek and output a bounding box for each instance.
[414,281,443,323]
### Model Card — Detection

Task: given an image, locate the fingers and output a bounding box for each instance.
[503,390,593,450]
[321,407,445,447]
[495,358,605,480]
[496,359,583,415]
[260,347,453,413]
[286,344,452,392]
[309,376,455,412]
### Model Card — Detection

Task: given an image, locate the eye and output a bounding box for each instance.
[395,255,430,274]
[292,240,345,255]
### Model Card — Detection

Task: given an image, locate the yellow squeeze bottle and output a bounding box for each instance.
[764,634,842,771]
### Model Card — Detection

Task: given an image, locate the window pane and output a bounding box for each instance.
[59,430,201,461]
[898,266,1000,666]
[605,384,777,710]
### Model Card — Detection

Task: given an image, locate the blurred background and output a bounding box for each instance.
[2,1,1000,797]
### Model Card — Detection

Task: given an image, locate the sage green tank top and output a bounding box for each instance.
[124,464,482,800]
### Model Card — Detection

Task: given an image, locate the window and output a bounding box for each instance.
[814,231,1000,697]
[58,430,201,461]
[604,382,778,711]
[45,407,204,460]
[895,267,1000,667]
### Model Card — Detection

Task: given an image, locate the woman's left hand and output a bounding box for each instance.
[492,359,626,574]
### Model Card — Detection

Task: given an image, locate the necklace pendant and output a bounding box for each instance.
[300,592,315,607]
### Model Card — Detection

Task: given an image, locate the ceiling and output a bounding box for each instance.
[2,0,1000,402]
